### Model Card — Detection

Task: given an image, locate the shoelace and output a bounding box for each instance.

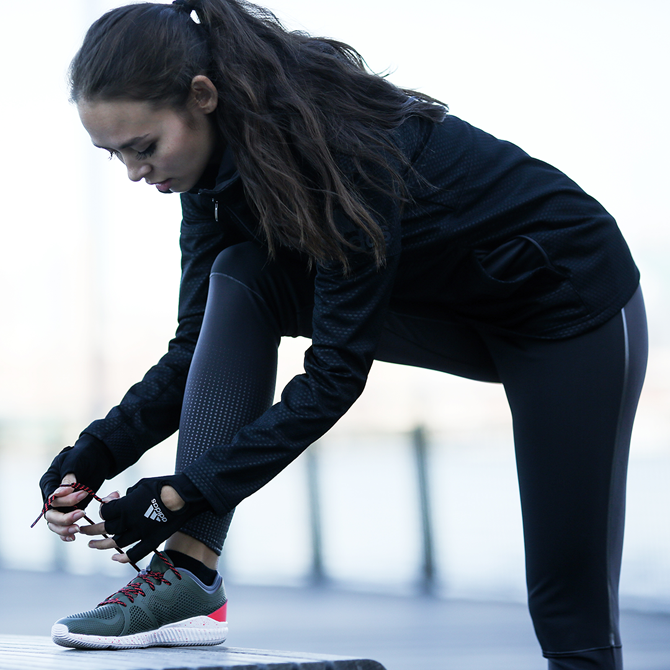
[98,554,182,608]
[32,481,105,529]
[31,482,165,574]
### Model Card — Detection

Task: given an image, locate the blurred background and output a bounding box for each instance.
[0,0,669,632]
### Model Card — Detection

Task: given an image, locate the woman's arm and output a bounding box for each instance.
[68,194,229,479]
[185,188,403,516]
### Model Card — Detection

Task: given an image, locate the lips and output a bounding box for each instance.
[149,179,172,193]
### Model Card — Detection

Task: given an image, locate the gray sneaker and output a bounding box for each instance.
[51,552,228,649]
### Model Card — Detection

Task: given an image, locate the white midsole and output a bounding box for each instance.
[52,616,228,649]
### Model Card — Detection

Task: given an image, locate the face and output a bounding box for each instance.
[77,78,219,194]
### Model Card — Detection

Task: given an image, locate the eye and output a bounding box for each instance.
[136,143,156,160]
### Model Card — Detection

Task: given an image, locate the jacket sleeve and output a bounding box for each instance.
[73,194,229,476]
[184,187,403,516]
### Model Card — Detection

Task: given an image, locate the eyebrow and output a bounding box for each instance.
[93,134,150,151]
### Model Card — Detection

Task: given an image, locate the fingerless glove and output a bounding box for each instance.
[101,474,210,562]
[39,436,115,510]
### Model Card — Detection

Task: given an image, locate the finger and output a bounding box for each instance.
[112,552,131,564]
[99,494,122,522]
[47,520,81,539]
[45,508,86,527]
[47,510,83,535]
[52,473,77,497]
[44,509,86,526]
[88,537,120,551]
[50,489,88,508]
[100,491,120,505]
[125,539,156,564]
[79,522,107,536]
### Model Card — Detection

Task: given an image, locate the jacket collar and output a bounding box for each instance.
[189,144,240,197]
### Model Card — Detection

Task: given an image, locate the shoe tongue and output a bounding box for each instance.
[100,554,174,607]
[147,552,174,576]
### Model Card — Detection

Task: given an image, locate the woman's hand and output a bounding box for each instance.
[81,478,191,564]
[43,474,90,542]
[79,490,127,559]
[39,441,114,514]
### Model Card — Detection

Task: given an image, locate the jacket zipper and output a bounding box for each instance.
[214,199,219,223]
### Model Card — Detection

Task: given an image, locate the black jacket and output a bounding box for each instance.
[75,113,640,515]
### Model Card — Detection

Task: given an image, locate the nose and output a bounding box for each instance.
[126,161,151,182]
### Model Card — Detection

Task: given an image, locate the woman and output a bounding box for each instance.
[36,0,647,667]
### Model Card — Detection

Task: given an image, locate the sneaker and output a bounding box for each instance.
[51,552,228,649]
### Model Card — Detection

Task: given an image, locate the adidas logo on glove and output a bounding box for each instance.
[144,498,168,522]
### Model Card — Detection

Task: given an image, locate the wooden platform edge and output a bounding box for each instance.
[0,635,388,670]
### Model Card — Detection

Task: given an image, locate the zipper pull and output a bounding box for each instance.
[214,200,219,222]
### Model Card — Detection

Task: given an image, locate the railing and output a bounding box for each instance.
[3,418,670,612]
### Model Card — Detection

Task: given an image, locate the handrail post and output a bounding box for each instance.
[413,425,436,595]
[306,444,325,585]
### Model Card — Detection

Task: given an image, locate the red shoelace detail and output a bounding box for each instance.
[31,481,166,574]
[99,554,182,607]
[31,481,105,529]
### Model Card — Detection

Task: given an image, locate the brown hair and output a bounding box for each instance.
[70,0,446,269]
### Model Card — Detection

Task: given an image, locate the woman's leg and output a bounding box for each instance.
[170,242,314,563]
[481,287,648,669]
[377,289,647,669]
[375,308,501,382]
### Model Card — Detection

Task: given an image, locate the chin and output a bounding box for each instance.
[170,182,191,194]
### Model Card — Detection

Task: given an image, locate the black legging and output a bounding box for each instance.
[175,242,647,670]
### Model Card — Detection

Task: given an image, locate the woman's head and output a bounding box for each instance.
[78,76,219,193]
[71,0,446,266]
[71,2,223,192]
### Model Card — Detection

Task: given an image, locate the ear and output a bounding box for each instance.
[189,75,218,114]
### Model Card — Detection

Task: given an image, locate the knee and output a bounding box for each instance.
[210,242,268,287]
[210,242,314,338]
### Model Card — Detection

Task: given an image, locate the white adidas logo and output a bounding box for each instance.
[144,498,168,522]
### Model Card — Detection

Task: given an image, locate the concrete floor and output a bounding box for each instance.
[3,568,670,670]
